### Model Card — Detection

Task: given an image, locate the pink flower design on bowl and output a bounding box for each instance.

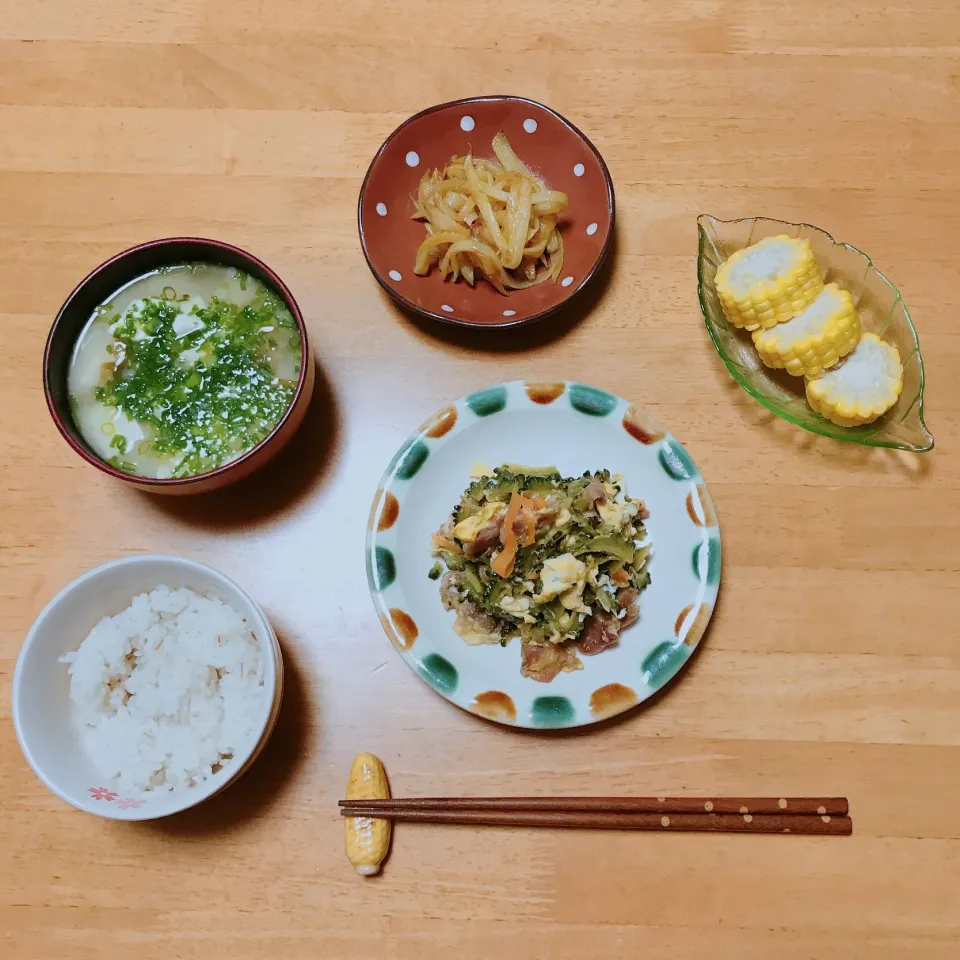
[88,786,118,801]
[115,797,144,810]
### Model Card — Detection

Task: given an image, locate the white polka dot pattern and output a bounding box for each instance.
[586,222,598,236]
[460,116,475,131]
[376,202,388,217]
[523,118,538,134]
[388,270,402,281]
[405,151,420,167]
[561,276,574,288]
[441,305,454,313]
[574,163,585,177]
[503,310,516,318]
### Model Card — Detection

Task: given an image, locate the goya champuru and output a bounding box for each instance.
[752,283,861,378]
[805,333,903,426]
[715,235,823,331]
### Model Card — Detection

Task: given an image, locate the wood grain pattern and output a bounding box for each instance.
[2,1,959,957]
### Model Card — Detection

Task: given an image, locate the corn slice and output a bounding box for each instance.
[752,283,861,377]
[715,235,824,331]
[805,333,904,426]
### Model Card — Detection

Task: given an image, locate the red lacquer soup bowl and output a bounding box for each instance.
[43,238,315,495]
[359,96,615,329]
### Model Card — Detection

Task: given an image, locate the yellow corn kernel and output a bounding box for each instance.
[715,235,824,331]
[805,333,904,426]
[344,753,392,876]
[752,283,861,377]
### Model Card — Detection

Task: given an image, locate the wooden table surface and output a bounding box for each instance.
[2,2,959,957]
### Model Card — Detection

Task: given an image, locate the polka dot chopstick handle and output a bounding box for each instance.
[339,798,853,836]
[340,796,849,816]
[338,807,852,835]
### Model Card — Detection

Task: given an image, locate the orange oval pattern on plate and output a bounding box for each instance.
[380,609,418,651]
[589,683,638,719]
[388,609,418,650]
[423,405,458,438]
[378,491,401,530]
[685,484,717,527]
[674,603,713,647]
[524,381,566,405]
[622,404,666,444]
[470,691,517,722]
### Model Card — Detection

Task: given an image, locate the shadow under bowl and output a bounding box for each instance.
[359,95,615,330]
[44,237,316,494]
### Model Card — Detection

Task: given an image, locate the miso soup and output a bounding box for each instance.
[68,263,302,479]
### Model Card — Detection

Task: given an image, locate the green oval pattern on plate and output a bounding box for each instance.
[530,696,576,727]
[418,653,458,694]
[658,439,699,481]
[394,440,429,480]
[693,536,721,586]
[466,386,507,417]
[368,546,396,591]
[642,641,691,690]
[569,383,617,417]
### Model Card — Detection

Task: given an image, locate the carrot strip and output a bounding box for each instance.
[491,492,534,577]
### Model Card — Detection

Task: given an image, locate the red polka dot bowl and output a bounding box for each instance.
[358,96,615,329]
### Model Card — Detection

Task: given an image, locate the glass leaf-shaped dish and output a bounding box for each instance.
[697,215,933,452]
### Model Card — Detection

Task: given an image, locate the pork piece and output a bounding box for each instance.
[576,609,622,655]
[453,602,507,646]
[618,587,640,628]
[520,640,583,683]
[463,518,503,557]
[500,511,527,547]
[439,572,463,610]
[581,480,607,514]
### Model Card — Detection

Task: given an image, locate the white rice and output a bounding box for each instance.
[61,586,266,794]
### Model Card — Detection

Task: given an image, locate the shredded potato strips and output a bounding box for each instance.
[412,133,568,295]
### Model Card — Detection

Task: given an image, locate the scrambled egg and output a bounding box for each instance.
[559,582,591,614]
[453,607,503,646]
[597,498,638,531]
[469,460,493,479]
[453,501,506,542]
[537,554,587,601]
[500,595,535,624]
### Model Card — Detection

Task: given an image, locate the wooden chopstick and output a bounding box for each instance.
[339,796,849,816]
[339,806,852,836]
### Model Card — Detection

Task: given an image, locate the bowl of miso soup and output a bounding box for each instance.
[44,238,314,494]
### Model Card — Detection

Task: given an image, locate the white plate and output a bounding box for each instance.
[366,381,720,729]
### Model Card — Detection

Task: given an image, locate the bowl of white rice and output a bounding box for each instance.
[13,555,282,820]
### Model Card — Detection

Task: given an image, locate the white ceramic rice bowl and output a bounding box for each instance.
[13,555,282,820]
